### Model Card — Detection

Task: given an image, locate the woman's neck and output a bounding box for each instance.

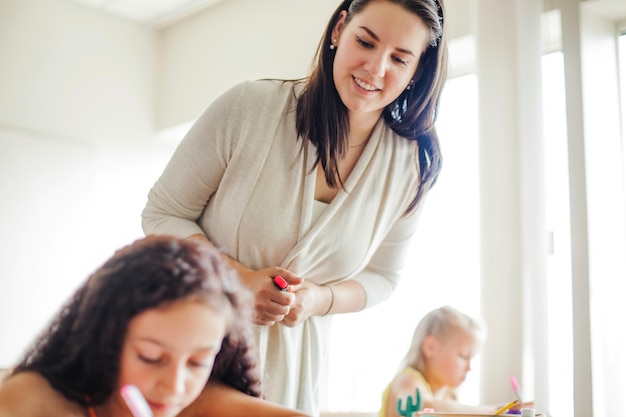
[347,110,381,148]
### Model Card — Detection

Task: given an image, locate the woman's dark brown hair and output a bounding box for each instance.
[296,0,447,212]
[11,235,262,405]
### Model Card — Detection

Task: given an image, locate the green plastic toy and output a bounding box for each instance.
[396,388,422,417]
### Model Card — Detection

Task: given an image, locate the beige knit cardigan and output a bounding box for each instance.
[142,80,423,416]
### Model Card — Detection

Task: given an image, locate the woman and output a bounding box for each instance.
[0,236,306,417]
[142,0,447,414]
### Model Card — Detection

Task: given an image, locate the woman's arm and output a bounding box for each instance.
[188,233,305,326]
[180,381,310,417]
[141,83,246,239]
[352,203,423,310]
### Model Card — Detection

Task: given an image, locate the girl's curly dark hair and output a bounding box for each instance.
[11,235,262,405]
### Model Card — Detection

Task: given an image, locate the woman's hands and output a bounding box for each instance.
[238,267,303,326]
[188,235,352,327]
[238,268,333,327]
[282,281,333,327]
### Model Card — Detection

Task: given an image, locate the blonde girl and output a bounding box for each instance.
[380,306,532,416]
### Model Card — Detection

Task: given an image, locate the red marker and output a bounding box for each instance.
[273,275,288,291]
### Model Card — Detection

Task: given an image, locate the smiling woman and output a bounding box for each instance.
[140,1,447,415]
[330,2,431,122]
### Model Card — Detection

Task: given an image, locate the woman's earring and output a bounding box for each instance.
[330,39,337,50]
[406,80,414,90]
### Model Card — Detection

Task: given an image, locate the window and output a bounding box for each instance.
[542,49,574,417]
[541,7,626,416]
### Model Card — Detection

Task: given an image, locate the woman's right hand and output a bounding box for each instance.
[189,235,305,326]
[238,267,303,326]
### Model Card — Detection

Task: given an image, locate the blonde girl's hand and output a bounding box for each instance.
[510,401,536,411]
[281,281,332,327]
[238,267,303,326]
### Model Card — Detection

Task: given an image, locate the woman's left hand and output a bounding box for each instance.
[281,281,331,327]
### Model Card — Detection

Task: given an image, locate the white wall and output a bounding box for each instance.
[0,0,158,365]
[156,0,339,128]
[0,0,157,145]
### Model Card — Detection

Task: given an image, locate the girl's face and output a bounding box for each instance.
[425,330,480,391]
[117,299,227,417]
[331,1,431,123]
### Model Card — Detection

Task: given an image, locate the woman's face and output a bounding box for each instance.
[332,1,431,122]
[117,298,227,417]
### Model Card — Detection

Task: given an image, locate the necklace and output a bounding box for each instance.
[349,141,368,149]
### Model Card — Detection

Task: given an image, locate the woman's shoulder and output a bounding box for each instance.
[375,122,421,193]
[224,79,302,109]
[380,122,420,152]
[0,372,85,416]
[238,78,301,93]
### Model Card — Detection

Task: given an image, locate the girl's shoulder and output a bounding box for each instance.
[394,366,425,384]
[0,372,85,416]
[389,367,432,400]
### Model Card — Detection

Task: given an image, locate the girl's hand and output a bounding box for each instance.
[510,401,536,411]
[281,281,331,327]
[238,267,303,326]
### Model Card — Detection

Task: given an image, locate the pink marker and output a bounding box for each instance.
[510,376,523,401]
[121,384,153,417]
[273,275,288,291]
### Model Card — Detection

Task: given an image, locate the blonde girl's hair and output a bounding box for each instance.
[400,306,486,372]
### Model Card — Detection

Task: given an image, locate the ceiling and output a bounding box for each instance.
[70,0,229,28]
[584,0,626,21]
[72,0,626,30]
